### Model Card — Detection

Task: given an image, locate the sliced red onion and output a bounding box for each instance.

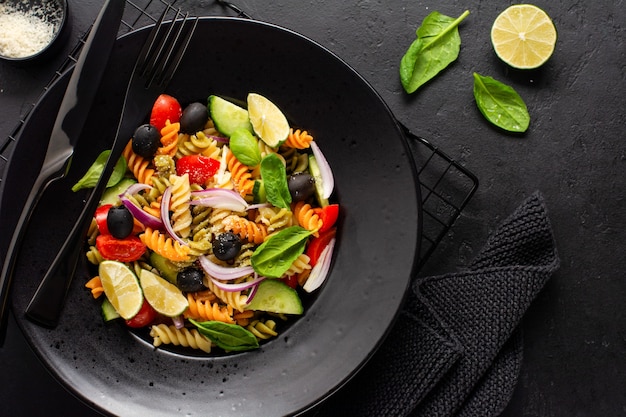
[198,255,254,281]
[210,275,265,292]
[190,188,248,212]
[172,315,185,329]
[303,237,335,293]
[208,134,229,143]
[161,186,188,246]
[247,203,272,211]
[246,282,260,304]
[120,195,163,229]
[121,182,152,196]
[310,141,334,200]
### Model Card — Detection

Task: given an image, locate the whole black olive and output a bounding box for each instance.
[180,102,209,134]
[212,232,242,261]
[106,205,134,239]
[177,267,206,292]
[132,124,160,159]
[288,172,316,202]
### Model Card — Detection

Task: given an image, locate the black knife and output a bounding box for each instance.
[0,0,126,346]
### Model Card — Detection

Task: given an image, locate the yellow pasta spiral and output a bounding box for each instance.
[123,140,154,185]
[149,324,212,354]
[140,227,191,262]
[184,293,235,323]
[169,174,192,239]
[157,121,180,157]
[205,278,250,312]
[293,201,322,236]
[223,215,268,245]
[284,128,313,149]
[247,319,278,340]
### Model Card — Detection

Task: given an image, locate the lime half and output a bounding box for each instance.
[247,93,290,148]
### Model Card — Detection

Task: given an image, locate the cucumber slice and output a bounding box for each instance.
[208,95,253,137]
[149,252,181,284]
[245,279,303,315]
[252,179,266,204]
[101,297,121,322]
[308,155,329,207]
[100,177,137,206]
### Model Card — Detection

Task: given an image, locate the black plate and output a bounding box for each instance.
[3,17,421,416]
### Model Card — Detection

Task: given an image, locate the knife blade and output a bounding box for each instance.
[0,0,126,346]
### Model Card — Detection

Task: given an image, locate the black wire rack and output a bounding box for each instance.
[0,0,478,271]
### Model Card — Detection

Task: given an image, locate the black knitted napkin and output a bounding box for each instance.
[313,191,559,417]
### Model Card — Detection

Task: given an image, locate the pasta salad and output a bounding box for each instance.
[77,93,338,354]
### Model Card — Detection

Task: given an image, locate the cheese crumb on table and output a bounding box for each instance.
[0,2,61,58]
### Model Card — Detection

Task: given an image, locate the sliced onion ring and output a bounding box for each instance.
[198,255,254,281]
[190,188,248,212]
[210,275,265,292]
[310,141,334,200]
[120,195,163,229]
[303,237,335,293]
[161,186,188,246]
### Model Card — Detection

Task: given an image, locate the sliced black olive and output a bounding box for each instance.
[106,205,134,239]
[212,232,242,261]
[132,124,160,159]
[288,172,316,202]
[177,267,206,292]
[180,102,209,134]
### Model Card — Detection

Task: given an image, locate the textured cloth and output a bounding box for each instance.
[313,191,559,417]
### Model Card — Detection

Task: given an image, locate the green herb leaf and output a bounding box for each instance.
[400,10,470,93]
[230,128,262,166]
[72,150,127,192]
[473,72,530,133]
[189,319,259,351]
[251,226,313,278]
[260,153,292,209]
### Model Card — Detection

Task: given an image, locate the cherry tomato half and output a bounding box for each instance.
[96,234,146,262]
[306,228,336,267]
[282,274,299,289]
[95,204,113,235]
[176,155,220,185]
[150,94,182,131]
[125,299,158,328]
[316,204,339,233]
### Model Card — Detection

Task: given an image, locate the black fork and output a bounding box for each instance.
[25,6,198,328]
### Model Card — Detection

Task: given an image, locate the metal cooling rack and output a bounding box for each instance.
[0,0,478,271]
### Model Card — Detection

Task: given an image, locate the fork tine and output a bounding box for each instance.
[156,15,198,86]
[135,4,171,76]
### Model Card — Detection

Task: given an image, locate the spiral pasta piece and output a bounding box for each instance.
[254,206,294,232]
[284,128,313,149]
[247,319,278,340]
[283,253,312,277]
[293,201,322,236]
[169,174,192,238]
[140,227,191,262]
[225,147,255,196]
[184,293,235,323]
[157,121,180,157]
[205,278,250,313]
[150,324,212,354]
[86,246,104,265]
[123,140,154,185]
[85,276,104,299]
[223,215,268,245]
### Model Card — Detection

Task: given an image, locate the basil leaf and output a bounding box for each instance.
[400,10,470,93]
[251,226,313,278]
[189,319,259,351]
[473,72,530,133]
[72,150,127,192]
[230,128,262,166]
[260,153,292,209]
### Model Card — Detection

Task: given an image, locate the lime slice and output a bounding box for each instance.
[139,269,189,317]
[208,95,253,137]
[99,260,143,320]
[491,4,557,69]
[246,93,289,148]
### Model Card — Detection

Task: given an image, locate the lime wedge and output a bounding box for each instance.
[247,93,289,148]
[491,4,557,69]
[99,260,143,320]
[139,269,189,317]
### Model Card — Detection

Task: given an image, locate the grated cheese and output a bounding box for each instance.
[0,2,62,58]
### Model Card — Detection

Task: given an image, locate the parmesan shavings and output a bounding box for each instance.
[0,2,61,58]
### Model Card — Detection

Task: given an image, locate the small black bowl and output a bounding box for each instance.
[0,0,68,62]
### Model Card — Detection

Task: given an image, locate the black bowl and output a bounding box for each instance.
[3,17,421,416]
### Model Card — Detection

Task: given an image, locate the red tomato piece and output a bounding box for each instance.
[150,94,182,131]
[306,228,336,267]
[282,275,299,289]
[96,234,146,262]
[95,204,112,235]
[316,204,339,233]
[176,155,220,185]
[125,299,157,328]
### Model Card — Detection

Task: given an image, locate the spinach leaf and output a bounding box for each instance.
[260,153,292,209]
[190,319,259,351]
[400,10,470,93]
[251,226,313,278]
[72,150,127,192]
[230,127,262,166]
[473,72,530,133]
